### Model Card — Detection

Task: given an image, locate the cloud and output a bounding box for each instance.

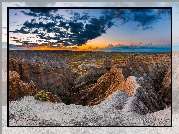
[13,8,170,46]
[104,9,170,30]
[69,21,84,33]
[17,9,115,46]
[21,10,38,17]
[132,13,157,29]
[21,9,58,17]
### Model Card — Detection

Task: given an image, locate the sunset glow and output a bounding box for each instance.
[8,8,171,51]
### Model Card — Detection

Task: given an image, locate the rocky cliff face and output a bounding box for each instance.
[158,66,171,106]
[9,58,77,101]
[121,55,171,107]
[9,71,37,101]
[122,78,166,115]
[74,66,136,106]
[73,55,171,114]
[8,52,171,115]
[9,71,62,103]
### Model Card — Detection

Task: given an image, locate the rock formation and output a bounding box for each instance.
[9,71,37,101]
[158,66,171,106]
[9,58,77,100]
[46,91,62,103]
[76,67,134,106]
[122,78,166,115]
[100,90,129,110]
[9,71,62,103]
[74,55,171,115]
[8,51,171,115]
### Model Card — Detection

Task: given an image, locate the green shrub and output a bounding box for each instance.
[34,91,50,101]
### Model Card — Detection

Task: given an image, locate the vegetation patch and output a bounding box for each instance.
[34,91,50,101]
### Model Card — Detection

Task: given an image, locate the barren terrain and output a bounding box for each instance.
[7,50,172,126]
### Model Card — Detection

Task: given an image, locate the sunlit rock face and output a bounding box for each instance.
[74,54,171,115]
[9,71,37,101]
[120,55,171,114]
[9,71,62,103]
[76,67,125,106]
[75,66,131,105]
[76,66,167,115]
[122,78,166,115]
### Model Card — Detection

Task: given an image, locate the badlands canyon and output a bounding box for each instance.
[8,50,171,126]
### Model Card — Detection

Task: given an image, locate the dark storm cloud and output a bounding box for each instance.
[128,9,162,29]
[18,9,115,46]
[58,21,67,27]
[22,20,35,29]
[74,12,81,20]
[30,9,58,16]
[31,19,36,23]
[105,9,129,24]
[69,15,115,45]
[103,9,170,30]
[68,11,90,23]
[16,28,29,34]
[14,9,170,46]
[69,21,84,34]
[45,22,56,28]
[79,12,90,21]
[132,13,157,29]
[55,15,64,20]
[23,20,55,30]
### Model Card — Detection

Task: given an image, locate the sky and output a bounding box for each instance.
[2,2,178,51]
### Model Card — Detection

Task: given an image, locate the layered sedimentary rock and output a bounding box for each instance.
[9,71,37,101]
[122,78,166,115]
[75,55,171,114]
[86,66,108,75]
[9,58,77,99]
[8,52,171,115]
[158,66,171,106]
[46,92,62,103]
[9,71,62,103]
[120,55,171,107]
[76,67,134,106]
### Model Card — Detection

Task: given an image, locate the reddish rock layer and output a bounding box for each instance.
[9,71,37,101]
[9,58,77,98]
[9,71,62,103]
